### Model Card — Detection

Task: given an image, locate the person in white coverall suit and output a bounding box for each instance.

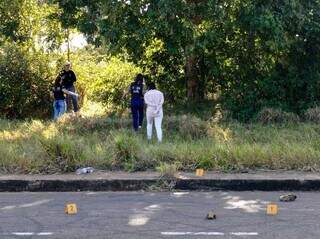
[144,82,164,143]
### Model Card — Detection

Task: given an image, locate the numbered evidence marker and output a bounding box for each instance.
[65,203,78,215]
[196,169,205,177]
[266,204,278,216]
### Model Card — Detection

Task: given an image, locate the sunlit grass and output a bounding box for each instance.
[1,115,320,174]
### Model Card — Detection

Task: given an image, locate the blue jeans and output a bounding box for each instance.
[53,100,66,120]
[65,86,79,112]
[131,97,144,131]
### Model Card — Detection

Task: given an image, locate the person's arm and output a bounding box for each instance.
[71,71,77,83]
[122,85,131,99]
[159,92,164,106]
[59,71,65,81]
[50,87,55,98]
[155,92,164,113]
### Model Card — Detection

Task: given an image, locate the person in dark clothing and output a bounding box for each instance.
[52,76,66,120]
[59,61,78,112]
[130,74,145,131]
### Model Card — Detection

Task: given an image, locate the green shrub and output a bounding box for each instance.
[86,57,140,110]
[0,43,54,119]
[156,162,180,179]
[113,131,142,171]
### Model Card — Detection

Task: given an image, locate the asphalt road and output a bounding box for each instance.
[0,191,319,239]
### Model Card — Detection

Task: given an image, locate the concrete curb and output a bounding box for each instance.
[0,172,320,191]
[175,179,320,191]
[1,179,320,192]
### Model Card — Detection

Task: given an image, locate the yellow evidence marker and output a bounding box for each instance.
[266,204,278,216]
[196,168,205,177]
[65,203,78,215]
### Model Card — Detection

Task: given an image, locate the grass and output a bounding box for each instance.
[1,113,320,174]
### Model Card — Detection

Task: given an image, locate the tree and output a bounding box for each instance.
[0,0,64,118]
[216,0,320,120]
[51,0,228,100]
[4,0,319,120]
[0,0,64,49]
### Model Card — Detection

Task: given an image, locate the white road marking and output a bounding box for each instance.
[19,199,52,208]
[161,231,258,236]
[1,205,17,210]
[12,232,34,236]
[162,232,225,236]
[162,232,214,236]
[281,208,317,212]
[1,199,52,211]
[194,232,225,235]
[37,232,53,235]
[6,232,53,236]
[230,232,259,236]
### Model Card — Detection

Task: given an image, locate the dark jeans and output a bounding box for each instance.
[65,85,78,112]
[131,98,144,131]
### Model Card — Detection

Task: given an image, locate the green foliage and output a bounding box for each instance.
[84,57,140,110]
[54,0,320,120]
[216,0,320,120]
[0,43,54,118]
[54,0,216,100]
[156,162,180,179]
[0,0,68,119]
[2,0,320,120]
[113,131,141,171]
[0,0,64,48]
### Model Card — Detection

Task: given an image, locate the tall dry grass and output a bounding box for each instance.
[1,111,320,174]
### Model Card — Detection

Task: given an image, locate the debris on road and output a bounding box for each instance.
[206,210,217,220]
[76,167,95,175]
[279,193,297,202]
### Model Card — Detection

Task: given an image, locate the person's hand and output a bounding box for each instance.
[154,109,160,116]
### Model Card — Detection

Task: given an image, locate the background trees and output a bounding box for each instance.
[1,0,320,120]
[0,0,62,118]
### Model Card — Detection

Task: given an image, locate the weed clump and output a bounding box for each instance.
[304,107,320,123]
[165,114,208,139]
[256,108,300,124]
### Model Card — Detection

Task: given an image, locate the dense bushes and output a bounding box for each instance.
[53,0,320,121]
[83,57,140,110]
[0,44,141,119]
[0,44,54,119]
[2,1,320,121]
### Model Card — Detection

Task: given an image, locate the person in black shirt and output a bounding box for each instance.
[59,61,79,112]
[130,74,145,131]
[52,76,66,120]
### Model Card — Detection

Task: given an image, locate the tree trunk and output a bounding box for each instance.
[184,0,207,100]
[185,54,200,100]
